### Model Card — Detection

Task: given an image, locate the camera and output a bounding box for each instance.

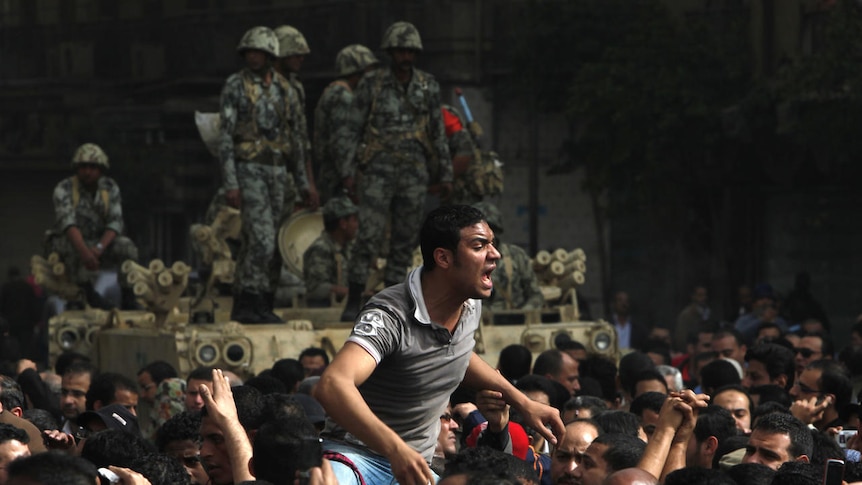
[835,429,857,449]
[98,467,120,485]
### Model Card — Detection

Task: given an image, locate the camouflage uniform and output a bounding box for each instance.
[447,122,481,205]
[314,80,354,202]
[49,171,138,287]
[303,197,356,306]
[488,242,544,310]
[219,65,307,296]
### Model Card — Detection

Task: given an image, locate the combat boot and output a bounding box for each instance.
[230,291,261,323]
[81,282,115,310]
[255,292,284,324]
[340,283,365,322]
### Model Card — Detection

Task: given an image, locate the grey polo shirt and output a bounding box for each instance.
[343,266,481,463]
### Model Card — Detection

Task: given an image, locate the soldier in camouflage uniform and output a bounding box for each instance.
[274,25,319,212]
[314,44,379,203]
[339,21,452,321]
[473,201,544,310]
[441,104,482,205]
[302,197,358,307]
[47,143,139,309]
[219,26,309,323]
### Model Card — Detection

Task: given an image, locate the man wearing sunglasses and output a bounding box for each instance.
[793,332,834,376]
[789,359,851,431]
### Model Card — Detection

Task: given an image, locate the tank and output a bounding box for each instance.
[43,210,617,380]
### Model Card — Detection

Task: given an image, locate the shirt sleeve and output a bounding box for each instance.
[346,306,401,364]
[104,179,124,235]
[336,73,374,180]
[426,79,453,183]
[285,85,309,191]
[53,180,76,233]
[218,76,240,190]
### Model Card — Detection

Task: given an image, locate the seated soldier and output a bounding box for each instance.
[45,143,139,309]
[302,197,358,307]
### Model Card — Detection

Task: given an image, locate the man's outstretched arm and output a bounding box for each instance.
[314,342,435,485]
[461,352,565,447]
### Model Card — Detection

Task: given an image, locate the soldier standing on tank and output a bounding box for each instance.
[441,104,482,206]
[47,143,140,310]
[473,201,544,311]
[219,26,309,324]
[273,25,319,212]
[302,197,358,308]
[314,44,379,203]
[338,21,452,321]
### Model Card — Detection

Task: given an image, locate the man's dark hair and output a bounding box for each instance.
[714,328,746,347]
[131,452,191,485]
[81,428,156,468]
[202,385,265,431]
[591,433,646,472]
[497,344,533,382]
[750,412,812,460]
[556,338,587,353]
[757,322,784,338]
[55,352,92,376]
[749,385,792,408]
[252,416,320,483]
[532,349,565,377]
[420,205,485,270]
[515,375,555,405]
[630,369,668,397]
[700,359,741,394]
[260,393,309,424]
[726,462,775,485]
[641,339,671,366]
[85,372,137,411]
[593,411,641,439]
[245,375,288,396]
[137,360,178,384]
[186,366,215,383]
[665,467,736,485]
[745,343,796,390]
[618,352,655,397]
[298,347,330,366]
[838,345,862,376]
[807,359,852,411]
[693,406,738,467]
[769,461,820,485]
[8,451,97,485]
[799,331,835,359]
[752,401,791,425]
[63,360,95,379]
[0,375,25,410]
[807,427,843,466]
[713,385,754,415]
[154,411,201,452]
[271,358,305,392]
[629,392,665,418]
[22,408,60,432]
[843,461,862,483]
[442,445,525,483]
[579,355,618,403]
[0,422,29,444]
[564,395,609,418]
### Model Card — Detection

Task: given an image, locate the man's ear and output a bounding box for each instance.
[775,374,788,389]
[248,456,256,477]
[434,247,452,269]
[796,454,810,464]
[703,436,719,456]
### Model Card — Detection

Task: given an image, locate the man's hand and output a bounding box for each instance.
[517,398,565,447]
[108,466,153,485]
[79,247,100,271]
[388,441,435,485]
[42,429,76,451]
[199,369,239,429]
[476,390,509,433]
[225,189,241,209]
[295,458,338,485]
[669,390,708,444]
[790,396,831,425]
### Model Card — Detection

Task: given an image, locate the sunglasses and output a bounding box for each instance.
[794,348,817,358]
[795,381,823,395]
[440,413,454,422]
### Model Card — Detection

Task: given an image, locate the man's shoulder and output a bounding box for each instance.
[306,233,335,253]
[223,71,246,88]
[54,176,74,192]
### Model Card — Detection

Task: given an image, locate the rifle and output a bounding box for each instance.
[455,87,484,149]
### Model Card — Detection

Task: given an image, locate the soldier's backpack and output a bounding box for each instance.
[465,149,504,198]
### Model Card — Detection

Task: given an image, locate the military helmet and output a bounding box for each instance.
[381,21,423,51]
[274,25,310,57]
[472,201,503,233]
[237,26,279,58]
[335,44,379,77]
[71,143,109,169]
[322,196,358,221]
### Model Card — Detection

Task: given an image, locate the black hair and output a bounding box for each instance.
[713,385,753,414]
[252,416,319,483]
[186,366,215,383]
[807,427,844,466]
[640,339,671,366]
[591,433,646,472]
[769,461,819,485]
[700,359,741,395]
[497,344,533,383]
[843,461,862,483]
[131,452,191,485]
[750,412,812,460]
[807,359,852,411]
[515,375,556,405]
[204,385,264,431]
[260,393,310,424]
[55,352,92,376]
[271,358,305,392]
[745,343,796,390]
[630,369,668,398]
[799,331,835,359]
[442,445,523,483]
[564,395,609,418]
[155,411,201,452]
[749,384,792,408]
[137,361,178,384]
[713,328,746,347]
[244,375,288,396]
[665,468,735,485]
[0,422,29,444]
[726,462,775,485]
[693,406,738,467]
[22,408,60,433]
[0,375,25,410]
[629,392,665,418]
[420,205,485,270]
[298,347,330,366]
[579,355,619,403]
[751,401,791,425]
[532,349,565,377]
[838,344,862,376]
[593,411,641,439]
[81,428,156,469]
[8,451,98,485]
[85,372,138,411]
[618,352,655,397]
[63,360,95,379]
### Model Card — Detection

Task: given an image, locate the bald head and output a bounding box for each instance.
[603,468,657,485]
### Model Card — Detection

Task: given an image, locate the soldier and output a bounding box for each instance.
[302,197,358,307]
[47,143,139,309]
[473,201,544,311]
[339,21,452,321]
[314,44,379,203]
[441,104,481,205]
[273,25,319,212]
[219,26,309,323]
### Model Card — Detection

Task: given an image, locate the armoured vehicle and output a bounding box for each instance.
[41,210,618,381]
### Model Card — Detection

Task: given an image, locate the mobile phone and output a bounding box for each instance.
[823,458,844,485]
[98,467,121,485]
[295,436,323,471]
[835,429,857,449]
